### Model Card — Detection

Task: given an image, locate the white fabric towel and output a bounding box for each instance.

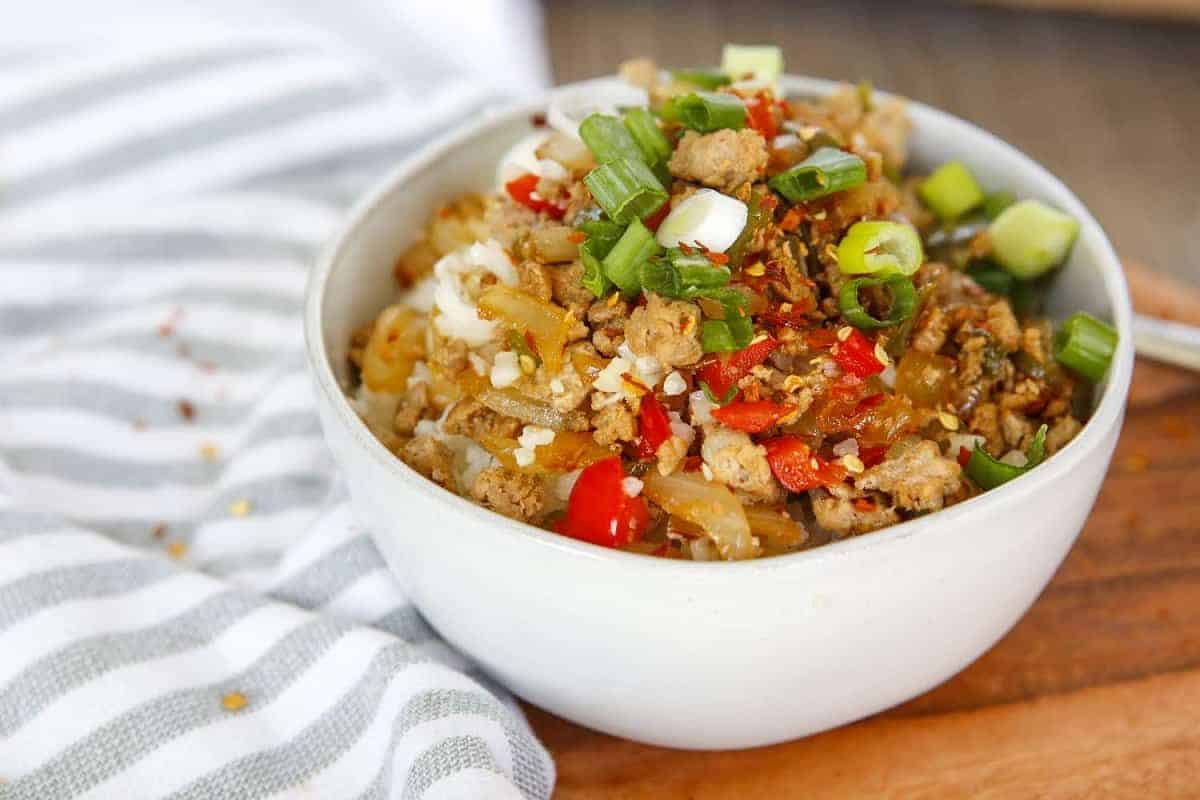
[0,5,556,798]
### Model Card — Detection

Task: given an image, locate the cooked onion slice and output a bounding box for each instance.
[642,471,757,560]
[655,189,748,253]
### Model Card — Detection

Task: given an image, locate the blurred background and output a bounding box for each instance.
[545,0,1199,285]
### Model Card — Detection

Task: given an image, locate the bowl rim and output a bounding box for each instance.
[304,74,1134,576]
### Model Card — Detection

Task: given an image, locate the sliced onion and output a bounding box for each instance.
[744,505,809,554]
[656,189,748,253]
[362,305,424,393]
[477,284,572,373]
[642,470,757,560]
[479,388,583,432]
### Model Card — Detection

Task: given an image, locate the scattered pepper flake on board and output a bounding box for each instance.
[166,541,188,560]
[151,523,168,540]
[229,499,252,517]
[221,691,248,712]
[177,399,196,422]
[1122,452,1150,473]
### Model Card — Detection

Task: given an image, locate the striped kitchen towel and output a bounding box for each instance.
[0,24,554,800]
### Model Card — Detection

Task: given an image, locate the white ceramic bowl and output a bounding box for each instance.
[305,76,1134,749]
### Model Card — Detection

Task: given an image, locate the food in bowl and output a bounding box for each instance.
[344,46,1118,561]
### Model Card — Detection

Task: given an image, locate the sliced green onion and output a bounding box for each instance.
[578,113,643,165]
[967,424,1047,490]
[583,158,669,225]
[918,161,984,221]
[661,91,746,133]
[988,200,1080,279]
[701,320,738,352]
[669,249,731,289]
[982,191,1016,221]
[965,262,1016,296]
[1010,280,1042,318]
[685,285,748,309]
[580,240,613,298]
[720,44,783,84]
[838,274,917,330]
[724,304,754,347]
[576,219,624,258]
[622,107,673,164]
[671,68,731,90]
[837,220,924,276]
[768,147,866,204]
[602,218,661,295]
[1054,311,1118,382]
[639,258,682,298]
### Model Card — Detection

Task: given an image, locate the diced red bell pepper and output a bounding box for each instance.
[634,393,673,459]
[556,457,649,548]
[832,328,885,378]
[710,399,796,433]
[745,91,779,141]
[761,436,848,492]
[504,173,566,220]
[695,336,778,400]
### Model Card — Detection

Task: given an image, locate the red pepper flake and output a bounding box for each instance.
[852,497,876,512]
[860,445,888,468]
[699,246,729,265]
[523,330,541,360]
[779,206,805,232]
[177,399,196,422]
[151,523,168,540]
[438,206,453,219]
[567,230,588,244]
[682,455,704,472]
[529,112,547,128]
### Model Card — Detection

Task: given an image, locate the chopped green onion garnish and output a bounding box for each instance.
[578,219,624,298]
[724,304,753,347]
[583,158,669,225]
[639,258,682,298]
[623,108,672,164]
[918,161,984,221]
[982,191,1016,221]
[576,219,624,257]
[671,68,731,90]
[720,44,783,84]
[837,220,924,276]
[661,91,746,133]
[602,218,660,295]
[768,147,866,203]
[669,249,731,289]
[579,113,644,165]
[1054,311,1117,383]
[967,424,1047,490]
[580,240,613,298]
[965,262,1016,296]
[684,285,748,309]
[838,274,918,330]
[701,320,738,352]
[988,199,1080,279]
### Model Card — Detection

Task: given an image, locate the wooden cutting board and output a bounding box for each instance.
[525,263,1200,799]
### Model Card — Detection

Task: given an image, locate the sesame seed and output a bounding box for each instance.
[750,333,768,345]
[937,411,960,431]
[606,291,620,307]
[812,210,827,221]
[744,263,766,277]
[836,326,853,342]
[221,691,248,712]
[874,342,890,365]
[229,499,252,517]
[842,454,866,474]
[780,302,793,313]
[518,354,537,374]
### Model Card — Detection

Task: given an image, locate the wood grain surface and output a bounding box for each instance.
[523,263,1200,796]
[544,0,1200,288]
